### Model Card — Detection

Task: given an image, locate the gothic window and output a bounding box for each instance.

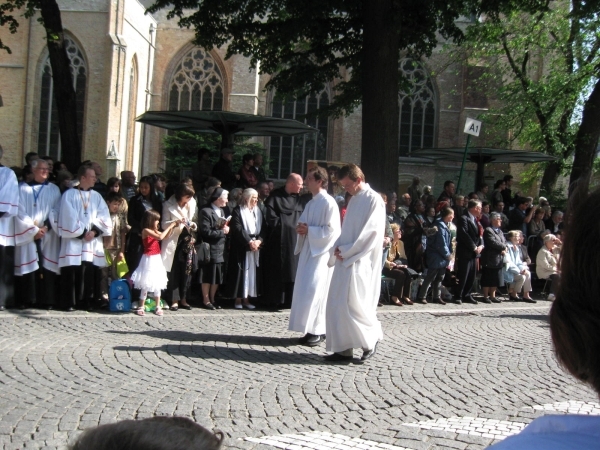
[125,58,138,171]
[37,37,87,160]
[398,58,436,157]
[168,48,224,111]
[269,90,330,180]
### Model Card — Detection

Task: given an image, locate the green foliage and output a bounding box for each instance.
[146,0,484,119]
[0,0,37,53]
[161,131,268,181]
[458,1,600,162]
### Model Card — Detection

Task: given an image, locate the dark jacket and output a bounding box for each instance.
[456,214,482,261]
[424,219,452,270]
[481,227,507,269]
[199,204,227,263]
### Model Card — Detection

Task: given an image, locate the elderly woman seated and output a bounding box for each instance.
[382,223,415,306]
[503,230,536,303]
[536,233,560,301]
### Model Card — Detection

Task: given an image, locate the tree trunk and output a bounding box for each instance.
[539,160,563,196]
[360,0,399,192]
[40,0,81,172]
[569,78,600,197]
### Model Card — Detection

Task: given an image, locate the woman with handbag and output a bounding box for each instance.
[199,187,230,310]
[226,188,265,309]
[161,183,197,311]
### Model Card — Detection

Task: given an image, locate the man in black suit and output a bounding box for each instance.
[454,199,483,304]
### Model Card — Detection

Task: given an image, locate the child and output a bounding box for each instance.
[102,193,128,302]
[130,209,179,316]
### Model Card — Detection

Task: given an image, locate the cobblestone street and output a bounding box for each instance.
[0,301,597,450]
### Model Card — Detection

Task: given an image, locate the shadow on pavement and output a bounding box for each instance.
[498,314,549,323]
[111,342,331,365]
[106,329,299,347]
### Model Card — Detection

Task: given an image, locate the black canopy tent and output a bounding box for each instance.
[136,110,318,148]
[410,148,556,192]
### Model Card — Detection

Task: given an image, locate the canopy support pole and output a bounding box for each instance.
[456,134,471,194]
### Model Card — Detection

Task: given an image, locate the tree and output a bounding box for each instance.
[1,0,81,171]
[146,0,475,190]
[456,0,600,196]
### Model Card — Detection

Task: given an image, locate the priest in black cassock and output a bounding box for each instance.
[262,173,311,309]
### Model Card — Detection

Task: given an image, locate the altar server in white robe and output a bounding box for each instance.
[289,166,341,346]
[14,159,62,309]
[58,164,112,311]
[0,145,19,311]
[324,164,385,362]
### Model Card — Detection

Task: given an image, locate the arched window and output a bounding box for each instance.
[168,48,224,111]
[398,58,436,157]
[269,89,330,180]
[37,36,87,159]
[125,58,138,171]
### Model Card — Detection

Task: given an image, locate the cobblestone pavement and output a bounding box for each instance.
[0,300,598,450]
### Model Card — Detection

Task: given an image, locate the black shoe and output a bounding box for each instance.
[509,295,522,302]
[490,297,501,303]
[323,353,353,362]
[305,335,324,347]
[211,303,222,309]
[66,307,75,312]
[298,333,312,344]
[481,296,492,304]
[180,304,192,310]
[18,304,28,310]
[46,305,54,310]
[463,295,477,304]
[169,305,179,311]
[522,297,537,303]
[455,298,462,305]
[203,303,215,310]
[360,341,379,362]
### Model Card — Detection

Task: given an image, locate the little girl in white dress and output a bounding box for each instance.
[130,209,179,316]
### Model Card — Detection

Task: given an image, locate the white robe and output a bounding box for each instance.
[58,188,112,267]
[14,182,62,275]
[289,191,341,335]
[325,184,385,353]
[0,167,19,247]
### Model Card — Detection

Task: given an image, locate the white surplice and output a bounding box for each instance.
[325,183,385,353]
[14,182,62,275]
[0,167,19,247]
[58,188,112,267]
[289,191,341,335]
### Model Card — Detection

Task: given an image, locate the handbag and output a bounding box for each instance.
[195,241,210,265]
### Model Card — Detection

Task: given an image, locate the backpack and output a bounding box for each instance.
[109,279,132,312]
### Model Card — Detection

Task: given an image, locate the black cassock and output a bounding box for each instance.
[261,187,311,306]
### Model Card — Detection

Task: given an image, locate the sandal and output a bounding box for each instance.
[155,308,164,316]
[136,307,145,316]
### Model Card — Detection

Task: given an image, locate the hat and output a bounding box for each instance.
[221,148,234,155]
[210,187,229,202]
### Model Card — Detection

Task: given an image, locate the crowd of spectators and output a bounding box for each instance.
[0,147,564,312]
[378,174,564,306]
